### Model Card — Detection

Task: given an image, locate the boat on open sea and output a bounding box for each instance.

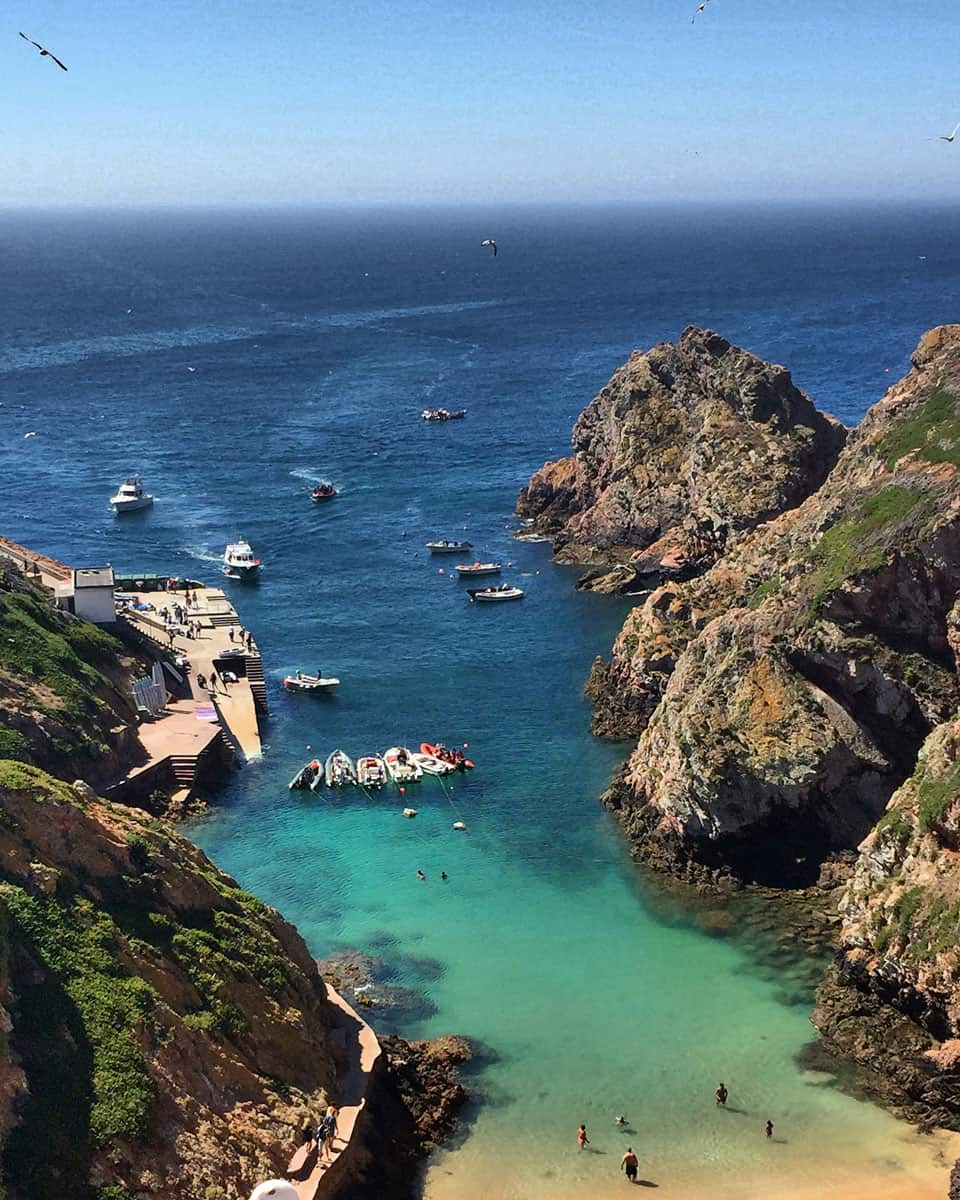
[110,476,153,513]
[311,482,337,502]
[222,539,261,580]
[383,746,423,784]
[289,759,322,790]
[356,755,387,789]
[426,538,472,554]
[325,749,357,786]
[283,671,340,693]
[455,561,501,577]
[468,583,524,603]
[422,407,466,421]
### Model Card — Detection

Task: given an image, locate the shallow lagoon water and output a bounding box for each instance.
[3,206,960,1196]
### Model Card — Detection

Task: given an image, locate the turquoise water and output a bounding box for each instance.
[5,207,960,1196]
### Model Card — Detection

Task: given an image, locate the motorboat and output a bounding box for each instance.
[325,749,357,786]
[455,561,501,577]
[356,755,387,789]
[420,741,473,770]
[426,539,472,554]
[383,746,423,784]
[110,476,153,513]
[467,583,524,603]
[283,671,340,693]
[311,482,337,502]
[289,759,322,790]
[422,408,466,422]
[410,750,455,776]
[222,540,261,580]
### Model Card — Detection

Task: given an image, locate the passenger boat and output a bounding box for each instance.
[421,408,466,421]
[426,539,473,554]
[110,476,153,513]
[455,561,501,577]
[311,482,337,502]
[420,741,473,770]
[383,746,423,784]
[283,672,340,693]
[325,749,357,786]
[410,751,455,776]
[289,759,322,790]
[467,583,524,603]
[356,755,387,789]
[222,539,261,580]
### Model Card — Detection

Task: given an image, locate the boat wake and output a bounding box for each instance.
[181,545,225,565]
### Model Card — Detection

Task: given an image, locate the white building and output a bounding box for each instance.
[57,566,117,625]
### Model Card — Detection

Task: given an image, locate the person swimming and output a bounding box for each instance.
[615,1114,626,1125]
[416,869,426,881]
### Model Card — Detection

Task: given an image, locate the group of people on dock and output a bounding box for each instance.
[578,1084,777,1186]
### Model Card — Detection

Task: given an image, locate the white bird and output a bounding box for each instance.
[691,0,713,21]
[19,32,68,71]
[936,122,960,143]
[481,238,498,257]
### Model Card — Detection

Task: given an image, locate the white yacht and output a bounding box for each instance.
[110,476,153,513]
[222,539,261,580]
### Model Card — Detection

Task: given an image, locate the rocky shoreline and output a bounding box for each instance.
[522,323,960,1144]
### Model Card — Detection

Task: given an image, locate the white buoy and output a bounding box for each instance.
[251,1182,298,1200]
[403,807,418,818]
[453,821,466,831]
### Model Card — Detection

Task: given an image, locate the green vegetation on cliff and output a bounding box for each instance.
[879,386,960,470]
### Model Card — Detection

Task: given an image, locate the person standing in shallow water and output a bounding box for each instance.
[621,1147,639,1183]
[765,1120,774,1138]
[716,1082,728,1107]
[577,1123,589,1149]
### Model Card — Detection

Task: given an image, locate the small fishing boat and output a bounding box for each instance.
[467,583,524,603]
[110,475,153,513]
[383,746,423,784]
[325,749,357,786]
[311,482,337,502]
[357,755,387,789]
[283,672,340,693]
[426,539,473,554]
[402,807,418,818]
[223,539,261,580]
[455,561,501,577]
[420,741,473,770]
[289,759,322,790]
[421,408,466,422]
[410,751,455,776]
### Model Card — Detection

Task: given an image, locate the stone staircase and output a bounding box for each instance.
[170,756,198,786]
[245,654,269,714]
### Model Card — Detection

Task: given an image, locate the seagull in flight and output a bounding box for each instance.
[481,239,497,257]
[936,122,960,143]
[19,32,68,71]
[691,0,713,21]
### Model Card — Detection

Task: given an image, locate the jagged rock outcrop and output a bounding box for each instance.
[0,761,341,1200]
[518,326,846,580]
[588,324,960,883]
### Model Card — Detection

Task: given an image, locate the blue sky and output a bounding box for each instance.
[2,0,959,205]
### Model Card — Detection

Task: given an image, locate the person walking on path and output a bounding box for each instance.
[621,1147,639,1183]
[577,1123,589,1149]
[228,626,234,642]
[209,668,219,693]
[315,1120,329,1161]
[716,1082,728,1107]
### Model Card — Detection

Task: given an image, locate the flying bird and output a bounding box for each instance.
[19,32,68,71]
[691,0,713,21]
[481,239,497,257]
[936,122,960,143]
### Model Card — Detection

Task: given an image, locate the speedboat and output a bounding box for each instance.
[410,751,455,776]
[468,583,524,603]
[426,539,472,554]
[421,741,473,770]
[455,561,501,577]
[325,749,357,786]
[222,540,261,580]
[422,408,466,421]
[383,746,423,784]
[283,672,340,693]
[110,476,153,513]
[357,755,387,789]
[289,759,322,790]
[311,482,337,502]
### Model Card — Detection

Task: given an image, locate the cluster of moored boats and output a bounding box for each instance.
[289,742,473,791]
[426,539,525,602]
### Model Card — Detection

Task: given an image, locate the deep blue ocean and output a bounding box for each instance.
[3,206,959,1199]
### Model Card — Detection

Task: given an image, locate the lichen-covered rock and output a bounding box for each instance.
[517,326,846,572]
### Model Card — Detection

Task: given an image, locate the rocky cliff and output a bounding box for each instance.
[517,326,846,580]
[591,325,960,886]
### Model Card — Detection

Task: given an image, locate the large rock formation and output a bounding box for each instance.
[517,326,846,579]
[576,325,960,885]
